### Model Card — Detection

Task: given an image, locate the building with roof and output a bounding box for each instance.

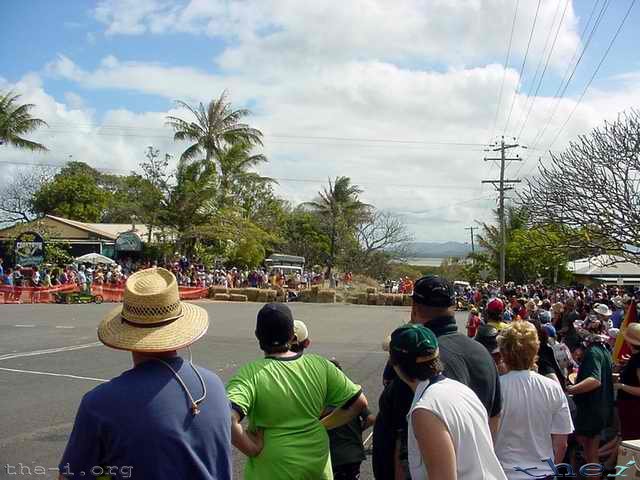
[568,255,640,286]
[0,215,150,261]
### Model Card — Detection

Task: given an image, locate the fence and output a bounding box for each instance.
[0,284,210,304]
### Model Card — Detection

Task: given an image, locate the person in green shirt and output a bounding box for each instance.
[226,303,368,480]
[566,334,614,475]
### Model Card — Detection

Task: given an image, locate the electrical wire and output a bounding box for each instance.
[490,0,520,142]
[527,0,611,149]
[515,0,571,141]
[545,0,637,150]
[503,0,543,136]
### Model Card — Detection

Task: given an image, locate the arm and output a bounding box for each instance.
[566,377,601,395]
[321,393,368,430]
[551,434,568,463]
[488,414,501,442]
[394,436,405,480]
[230,410,263,458]
[412,409,457,480]
[618,368,640,397]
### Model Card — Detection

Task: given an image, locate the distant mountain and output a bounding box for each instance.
[406,241,473,258]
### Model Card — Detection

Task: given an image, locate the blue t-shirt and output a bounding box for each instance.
[60,357,232,480]
[611,308,624,329]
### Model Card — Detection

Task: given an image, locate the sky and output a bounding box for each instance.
[1,0,639,243]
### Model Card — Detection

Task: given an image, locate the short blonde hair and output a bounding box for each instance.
[498,321,539,371]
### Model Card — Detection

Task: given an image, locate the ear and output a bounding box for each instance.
[302,339,311,348]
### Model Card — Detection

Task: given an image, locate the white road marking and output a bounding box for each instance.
[14,324,35,328]
[0,342,101,361]
[0,366,107,382]
[55,326,75,329]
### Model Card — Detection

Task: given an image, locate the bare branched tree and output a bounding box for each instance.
[519,110,640,264]
[357,210,413,259]
[0,167,54,224]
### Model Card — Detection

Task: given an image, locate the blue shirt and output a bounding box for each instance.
[60,357,232,480]
[611,308,625,329]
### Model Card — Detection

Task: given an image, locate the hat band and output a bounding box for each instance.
[121,307,185,328]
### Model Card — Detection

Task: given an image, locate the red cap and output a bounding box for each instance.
[487,298,504,314]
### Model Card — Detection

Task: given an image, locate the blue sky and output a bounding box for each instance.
[1,0,639,241]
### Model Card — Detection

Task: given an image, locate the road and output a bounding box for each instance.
[0,301,467,479]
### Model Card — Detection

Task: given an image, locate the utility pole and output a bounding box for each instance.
[465,226,476,254]
[482,136,522,284]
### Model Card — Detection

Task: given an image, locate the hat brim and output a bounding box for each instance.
[98,302,209,352]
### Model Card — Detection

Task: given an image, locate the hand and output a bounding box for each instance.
[247,428,264,456]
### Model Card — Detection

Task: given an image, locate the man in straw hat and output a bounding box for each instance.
[58,268,231,480]
[226,303,368,480]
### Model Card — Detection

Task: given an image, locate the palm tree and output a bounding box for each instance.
[217,141,272,205]
[165,91,263,170]
[0,91,48,151]
[304,176,371,281]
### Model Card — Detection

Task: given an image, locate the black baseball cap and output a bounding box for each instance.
[255,303,294,348]
[411,275,455,308]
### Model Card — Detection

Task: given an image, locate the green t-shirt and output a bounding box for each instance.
[574,343,614,431]
[226,353,361,480]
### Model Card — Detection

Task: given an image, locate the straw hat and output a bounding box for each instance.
[624,323,640,346]
[98,268,208,352]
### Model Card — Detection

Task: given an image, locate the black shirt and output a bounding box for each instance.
[372,315,502,479]
[619,352,640,401]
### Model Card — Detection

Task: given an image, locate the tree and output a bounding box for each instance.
[217,141,271,206]
[165,91,263,169]
[520,110,640,264]
[356,210,413,260]
[0,166,54,223]
[280,209,330,267]
[476,206,527,278]
[0,91,48,151]
[31,162,109,222]
[304,176,371,280]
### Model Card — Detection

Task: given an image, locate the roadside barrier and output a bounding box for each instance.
[0,284,77,304]
[0,284,210,304]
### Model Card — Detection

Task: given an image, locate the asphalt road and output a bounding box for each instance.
[0,301,466,479]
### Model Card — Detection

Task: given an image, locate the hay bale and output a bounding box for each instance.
[257,290,270,303]
[335,294,344,303]
[347,295,359,304]
[376,293,386,306]
[210,286,229,296]
[243,288,259,302]
[357,293,368,305]
[266,289,277,301]
[229,288,244,295]
[403,294,412,306]
[366,287,377,294]
[393,294,404,306]
[214,293,230,301]
[367,293,377,305]
[317,290,336,304]
[383,294,394,306]
[230,294,248,302]
[310,285,320,296]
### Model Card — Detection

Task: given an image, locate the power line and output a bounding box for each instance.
[44,123,489,147]
[527,0,611,149]
[503,0,543,136]
[490,0,520,141]
[545,0,637,150]
[515,0,571,141]
[0,160,486,191]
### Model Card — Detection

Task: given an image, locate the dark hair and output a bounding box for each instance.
[389,351,443,381]
[261,343,290,354]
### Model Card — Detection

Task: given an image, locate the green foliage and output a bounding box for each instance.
[32,162,110,222]
[280,209,330,267]
[0,90,48,152]
[44,242,72,265]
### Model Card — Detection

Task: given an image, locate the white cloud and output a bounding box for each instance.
[4,1,639,242]
[93,0,580,68]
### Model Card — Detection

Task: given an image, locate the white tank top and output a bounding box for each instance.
[408,377,507,480]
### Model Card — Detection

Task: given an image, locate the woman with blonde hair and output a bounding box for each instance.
[495,321,574,480]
